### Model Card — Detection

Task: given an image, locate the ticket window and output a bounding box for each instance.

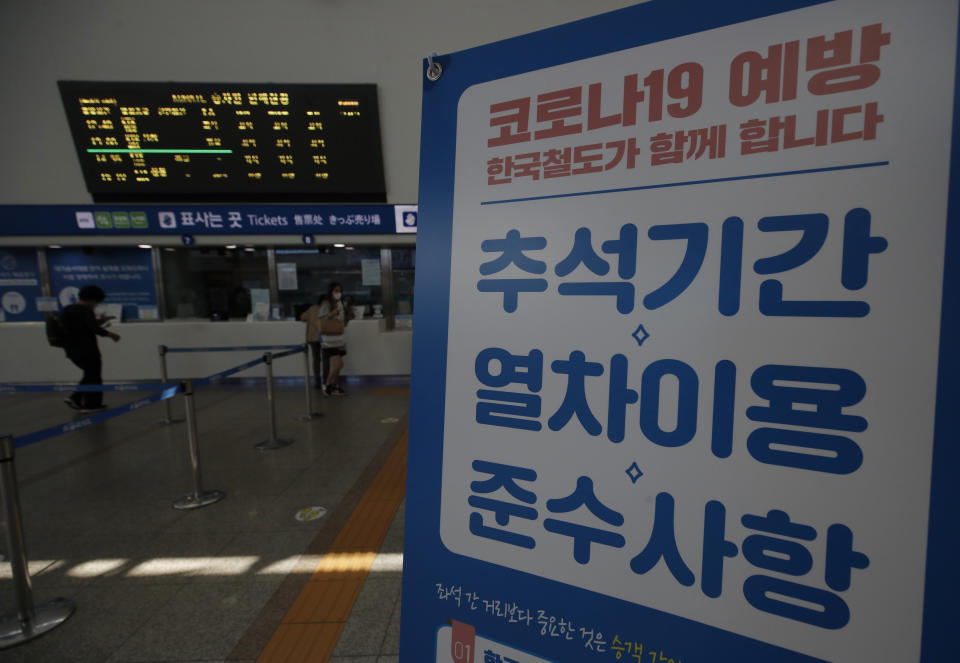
[275,246,385,319]
[161,247,269,320]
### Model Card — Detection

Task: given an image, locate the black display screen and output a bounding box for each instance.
[58,81,386,203]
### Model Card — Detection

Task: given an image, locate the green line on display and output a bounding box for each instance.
[86,148,233,154]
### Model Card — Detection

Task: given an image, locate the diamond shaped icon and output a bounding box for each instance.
[632,324,650,347]
[626,462,644,484]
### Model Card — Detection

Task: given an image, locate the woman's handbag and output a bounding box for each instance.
[317,318,345,335]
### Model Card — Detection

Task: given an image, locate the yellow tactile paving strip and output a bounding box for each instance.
[256,432,408,663]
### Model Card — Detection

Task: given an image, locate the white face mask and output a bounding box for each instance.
[333,292,342,301]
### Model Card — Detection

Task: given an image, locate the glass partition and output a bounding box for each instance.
[275,246,385,319]
[160,247,269,319]
[2,242,414,324]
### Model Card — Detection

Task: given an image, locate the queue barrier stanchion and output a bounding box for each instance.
[172,380,225,510]
[0,434,75,649]
[154,345,183,426]
[298,344,322,422]
[164,344,303,353]
[255,353,294,451]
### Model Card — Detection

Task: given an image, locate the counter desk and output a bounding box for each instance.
[0,318,411,384]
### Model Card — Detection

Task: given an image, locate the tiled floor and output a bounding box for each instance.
[0,381,408,662]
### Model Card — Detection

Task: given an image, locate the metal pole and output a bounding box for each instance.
[380,247,396,331]
[150,246,167,322]
[1,436,34,626]
[0,435,75,649]
[36,248,52,298]
[266,354,277,438]
[154,345,182,425]
[266,248,280,317]
[172,381,225,510]
[160,346,171,423]
[298,345,321,422]
[256,353,293,450]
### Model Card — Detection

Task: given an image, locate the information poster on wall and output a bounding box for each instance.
[250,288,271,321]
[47,247,156,320]
[0,248,44,322]
[362,258,383,286]
[402,1,959,662]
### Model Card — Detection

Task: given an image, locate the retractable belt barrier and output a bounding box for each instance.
[267,346,306,361]
[256,350,304,451]
[1,344,317,644]
[4,343,309,444]
[4,344,313,450]
[193,355,268,387]
[155,343,303,424]
[12,385,180,449]
[0,382,178,393]
[163,344,303,353]
[0,435,75,648]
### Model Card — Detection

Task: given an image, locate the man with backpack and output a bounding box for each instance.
[59,285,120,412]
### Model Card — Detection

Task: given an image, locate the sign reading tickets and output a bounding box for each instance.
[402,1,960,662]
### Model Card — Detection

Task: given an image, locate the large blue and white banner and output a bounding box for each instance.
[403,1,959,662]
[48,247,156,320]
[0,248,44,322]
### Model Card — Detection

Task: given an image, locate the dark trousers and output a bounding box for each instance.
[309,341,324,388]
[66,347,103,408]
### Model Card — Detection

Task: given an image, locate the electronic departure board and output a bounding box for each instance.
[58,81,386,203]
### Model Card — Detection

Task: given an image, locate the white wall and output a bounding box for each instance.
[0,0,640,205]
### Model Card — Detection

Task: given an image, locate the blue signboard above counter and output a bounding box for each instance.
[0,204,417,236]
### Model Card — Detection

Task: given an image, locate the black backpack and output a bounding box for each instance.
[45,313,69,348]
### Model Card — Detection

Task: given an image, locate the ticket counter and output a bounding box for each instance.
[0,217,416,384]
[0,317,411,383]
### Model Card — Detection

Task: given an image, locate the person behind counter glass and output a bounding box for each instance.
[300,282,353,395]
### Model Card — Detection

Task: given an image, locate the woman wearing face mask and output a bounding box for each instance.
[315,281,351,395]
